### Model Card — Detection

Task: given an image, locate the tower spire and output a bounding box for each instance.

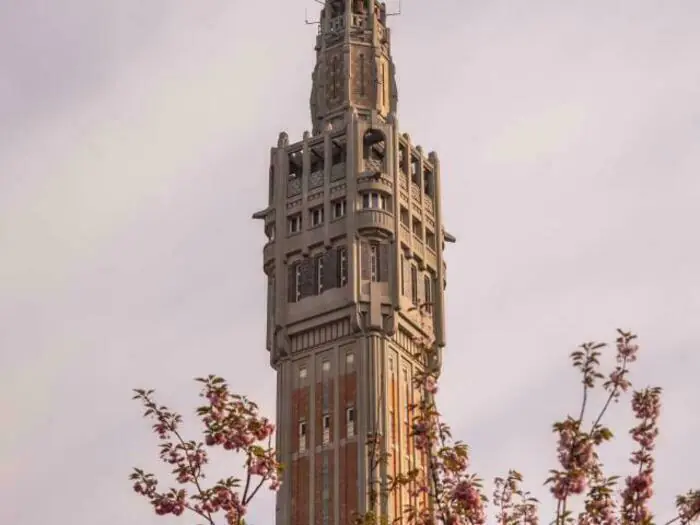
[310,0,398,134]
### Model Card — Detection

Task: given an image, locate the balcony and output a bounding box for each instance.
[356,209,394,237]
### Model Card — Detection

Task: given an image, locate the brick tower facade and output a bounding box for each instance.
[253,1,455,523]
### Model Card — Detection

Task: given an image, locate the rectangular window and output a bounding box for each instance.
[426,229,436,250]
[412,217,423,238]
[295,263,302,301]
[332,198,346,219]
[389,409,396,441]
[310,206,324,227]
[288,213,302,234]
[288,262,302,303]
[400,257,405,296]
[400,206,409,226]
[338,246,348,286]
[322,413,331,444]
[411,265,418,305]
[346,407,355,438]
[361,191,387,210]
[315,255,324,294]
[299,420,307,453]
[370,244,379,282]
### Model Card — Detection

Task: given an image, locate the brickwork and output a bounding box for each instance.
[339,369,358,524]
[292,385,311,525]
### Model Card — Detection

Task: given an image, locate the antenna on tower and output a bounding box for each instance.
[305,9,320,25]
[305,0,324,25]
[385,0,402,17]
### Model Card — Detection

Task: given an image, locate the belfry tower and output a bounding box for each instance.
[253,1,455,523]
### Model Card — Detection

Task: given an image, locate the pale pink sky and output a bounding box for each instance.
[1,1,699,524]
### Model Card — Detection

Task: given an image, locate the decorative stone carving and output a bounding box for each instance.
[325,52,345,109]
[309,169,324,189]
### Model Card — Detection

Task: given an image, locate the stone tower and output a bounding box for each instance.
[253,1,455,523]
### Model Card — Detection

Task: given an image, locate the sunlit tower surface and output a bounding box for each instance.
[253,1,455,523]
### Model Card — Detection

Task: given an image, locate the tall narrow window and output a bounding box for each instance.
[310,206,324,227]
[322,413,331,444]
[288,214,302,234]
[315,255,325,295]
[298,420,307,453]
[338,246,348,286]
[332,198,346,219]
[400,257,405,296]
[424,274,433,313]
[411,265,418,305]
[288,262,302,303]
[295,264,302,301]
[370,244,379,282]
[346,407,355,438]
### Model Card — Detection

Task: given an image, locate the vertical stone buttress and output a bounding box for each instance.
[253,1,455,524]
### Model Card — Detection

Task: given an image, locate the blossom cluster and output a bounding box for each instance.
[129,375,281,525]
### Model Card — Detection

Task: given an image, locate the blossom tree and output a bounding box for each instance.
[130,376,281,525]
[130,331,699,525]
